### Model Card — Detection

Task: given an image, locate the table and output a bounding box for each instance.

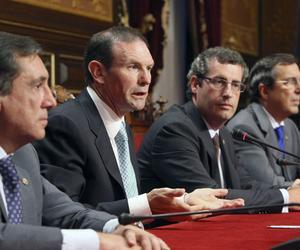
[149,213,300,249]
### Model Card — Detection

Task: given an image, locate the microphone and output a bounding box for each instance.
[276,158,300,166]
[118,203,300,225]
[232,129,300,161]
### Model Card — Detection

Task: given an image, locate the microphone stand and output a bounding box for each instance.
[118,202,300,225]
[232,129,300,160]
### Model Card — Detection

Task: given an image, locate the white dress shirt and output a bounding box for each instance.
[87,86,152,216]
[262,107,289,212]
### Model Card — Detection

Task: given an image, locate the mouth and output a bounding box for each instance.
[39,118,48,126]
[132,91,148,99]
[217,103,233,110]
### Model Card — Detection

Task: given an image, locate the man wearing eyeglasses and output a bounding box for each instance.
[137,47,300,210]
[227,53,300,190]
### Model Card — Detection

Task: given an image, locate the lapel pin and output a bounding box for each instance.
[21,178,29,185]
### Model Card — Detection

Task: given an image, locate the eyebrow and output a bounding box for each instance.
[30,76,48,85]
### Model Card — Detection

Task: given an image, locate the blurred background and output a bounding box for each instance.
[1,0,300,139]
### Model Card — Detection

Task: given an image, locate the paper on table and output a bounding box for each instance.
[268,225,300,229]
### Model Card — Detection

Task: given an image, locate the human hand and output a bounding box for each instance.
[110,224,170,250]
[290,179,300,189]
[185,188,245,210]
[98,232,142,250]
[147,187,188,215]
[287,187,300,211]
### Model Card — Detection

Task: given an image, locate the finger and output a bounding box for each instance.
[139,235,151,250]
[210,188,228,197]
[159,238,171,250]
[164,188,186,197]
[123,229,137,247]
[191,213,211,220]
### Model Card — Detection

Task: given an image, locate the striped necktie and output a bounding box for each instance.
[115,123,138,198]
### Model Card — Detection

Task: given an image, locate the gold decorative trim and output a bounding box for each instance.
[59,54,84,60]
[0,19,89,39]
[161,0,169,47]
[13,0,113,22]
[118,0,129,26]
[41,52,56,87]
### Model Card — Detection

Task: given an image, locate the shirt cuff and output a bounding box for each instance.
[279,188,289,213]
[128,193,152,215]
[103,218,120,233]
[61,229,99,250]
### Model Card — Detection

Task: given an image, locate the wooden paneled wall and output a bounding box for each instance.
[0,0,117,93]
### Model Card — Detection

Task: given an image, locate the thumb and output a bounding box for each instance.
[210,189,228,197]
[164,188,186,197]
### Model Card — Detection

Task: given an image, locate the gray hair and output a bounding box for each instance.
[0,32,42,96]
[84,26,149,85]
[186,47,249,99]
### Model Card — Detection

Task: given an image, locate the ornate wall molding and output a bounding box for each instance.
[14,0,113,22]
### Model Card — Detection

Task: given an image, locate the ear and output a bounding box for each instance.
[258,83,269,101]
[190,75,200,94]
[88,60,106,84]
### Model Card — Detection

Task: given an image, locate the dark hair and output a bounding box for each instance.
[84,26,149,85]
[249,53,298,103]
[0,32,42,96]
[186,47,249,99]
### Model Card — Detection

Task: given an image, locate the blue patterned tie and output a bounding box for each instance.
[274,126,285,156]
[0,156,22,223]
[115,123,138,198]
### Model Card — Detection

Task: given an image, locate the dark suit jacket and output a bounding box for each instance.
[33,89,140,215]
[227,103,300,188]
[138,101,284,207]
[0,144,115,250]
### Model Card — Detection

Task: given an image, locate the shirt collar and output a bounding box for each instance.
[262,106,284,129]
[202,118,220,138]
[87,86,124,139]
[0,146,9,160]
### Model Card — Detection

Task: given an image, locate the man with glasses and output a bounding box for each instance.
[137,47,300,210]
[227,53,300,189]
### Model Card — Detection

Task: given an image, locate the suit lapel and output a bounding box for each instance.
[219,129,240,188]
[78,90,125,190]
[0,191,8,222]
[250,103,283,175]
[184,102,220,181]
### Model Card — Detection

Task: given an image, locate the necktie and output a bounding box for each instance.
[0,156,22,223]
[274,126,285,155]
[115,123,138,198]
[212,134,225,188]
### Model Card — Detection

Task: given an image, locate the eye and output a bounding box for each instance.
[147,65,153,72]
[128,64,139,70]
[215,78,227,85]
[231,81,241,88]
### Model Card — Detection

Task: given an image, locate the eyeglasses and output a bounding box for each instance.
[199,76,246,92]
[276,78,300,89]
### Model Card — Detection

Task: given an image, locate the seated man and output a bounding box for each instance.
[137,47,300,211]
[0,31,167,250]
[227,53,300,189]
[34,26,243,220]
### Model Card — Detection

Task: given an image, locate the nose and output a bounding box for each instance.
[222,83,235,97]
[139,68,152,86]
[43,85,57,109]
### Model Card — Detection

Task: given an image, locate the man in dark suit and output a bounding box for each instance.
[34,26,243,219]
[0,31,168,250]
[227,53,300,188]
[137,47,300,209]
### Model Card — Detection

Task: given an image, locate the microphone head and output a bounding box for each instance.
[232,129,249,141]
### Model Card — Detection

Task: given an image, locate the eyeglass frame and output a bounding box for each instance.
[197,76,247,93]
[275,77,300,89]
